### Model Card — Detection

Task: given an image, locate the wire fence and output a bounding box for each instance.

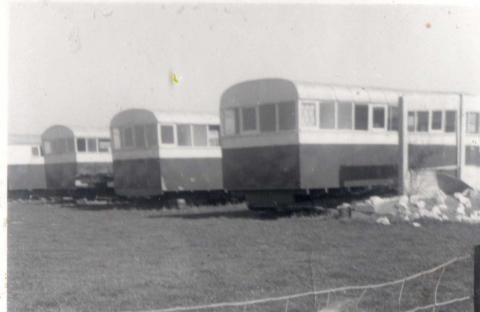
[125,253,474,312]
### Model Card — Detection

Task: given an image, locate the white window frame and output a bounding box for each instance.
[370,104,387,131]
[191,124,209,147]
[159,123,177,146]
[299,100,319,129]
[143,124,158,149]
[430,110,444,132]
[407,111,416,132]
[240,106,259,134]
[98,137,111,153]
[319,101,337,130]
[76,137,87,153]
[415,110,430,133]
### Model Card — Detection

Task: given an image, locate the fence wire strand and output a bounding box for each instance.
[125,254,472,312]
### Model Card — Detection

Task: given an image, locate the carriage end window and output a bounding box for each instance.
[134,125,146,148]
[223,108,239,136]
[145,124,158,147]
[44,141,52,155]
[278,102,296,130]
[177,124,192,146]
[241,107,257,132]
[112,128,121,149]
[431,111,443,130]
[259,103,277,132]
[123,127,134,147]
[445,110,456,133]
[354,104,368,130]
[161,125,175,144]
[372,106,386,129]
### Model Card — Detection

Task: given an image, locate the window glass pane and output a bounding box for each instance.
[242,107,257,131]
[319,102,335,129]
[372,107,386,129]
[44,141,51,154]
[467,112,479,134]
[416,111,429,132]
[161,125,175,144]
[31,146,39,157]
[354,104,368,130]
[134,125,146,148]
[124,127,134,147]
[112,128,121,149]
[387,106,399,131]
[338,102,352,129]
[55,138,66,154]
[259,103,277,132]
[98,138,111,152]
[223,108,238,135]
[432,111,443,130]
[408,112,416,132]
[300,102,317,128]
[177,124,192,146]
[445,110,456,133]
[77,138,86,152]
[278,101,296,130]
[87,138,98,152]
[208,125,220,146]
[145,124,158,147]
[193,125,208,146]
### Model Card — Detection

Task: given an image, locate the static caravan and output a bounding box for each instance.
[7,134,46,197]
[110,109,223,200]
[41,125,113,194]
[220,78,478,210]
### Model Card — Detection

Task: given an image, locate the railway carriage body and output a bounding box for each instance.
[220,78,480,210]
[41,125,113,193]
[8,134,46,196]
[110,109,223,198]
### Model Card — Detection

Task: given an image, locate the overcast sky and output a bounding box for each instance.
[8,2,480,135]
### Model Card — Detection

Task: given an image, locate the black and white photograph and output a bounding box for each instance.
[3,1,480,311]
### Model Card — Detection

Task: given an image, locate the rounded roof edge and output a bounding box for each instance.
[42,124,109,138]
[111,108,219,126]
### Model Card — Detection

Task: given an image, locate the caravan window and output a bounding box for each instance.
[445,111,456,133]
[278,102,296,130]
[145,124,158,147]
[77,138,86,152]
[300,102,317,128]
[416,111,429,132]
[387,106,399,131]
[431,111,443,130]
[223,108,239,135]
[98,138,110,152]
[467,112,479,134]
[337,102,353,129]
[177,124,192,146]
[354,104,368,130]
[259,103,277,132]
[319,102,335,129]
[241,107,257,132]
[135,125,146,148]
[407,112,416,132]
[193,125,208,146]
[161,125,175,144]
[31,146,39,157]
[87,138,98,152]
[372,106,386,129]
[208,125,220,146]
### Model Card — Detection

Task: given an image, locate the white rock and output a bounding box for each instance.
[376,216,391,225]
[412,222,421,227]
[454,192,472,209]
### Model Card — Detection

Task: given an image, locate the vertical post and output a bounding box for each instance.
[398,96,408,195]
[457,94,465,179]
[475,245,480,312]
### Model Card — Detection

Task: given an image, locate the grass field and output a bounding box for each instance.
[7,201,480,312]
